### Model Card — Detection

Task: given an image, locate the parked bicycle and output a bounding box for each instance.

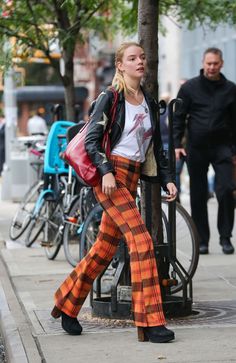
[24,121,76,250]
[15,121,96,267]
[42,123,97,265]
[9,139,45,241]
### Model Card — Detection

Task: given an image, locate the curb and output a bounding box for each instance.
[0,252,28,363]
[0,245,42,363]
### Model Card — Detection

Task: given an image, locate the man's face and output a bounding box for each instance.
[203,52,223,80]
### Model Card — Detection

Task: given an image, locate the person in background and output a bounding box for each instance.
[27,107,48,136]
[173,47,236,255]
[51,41,177,343]
[174,79,187,202]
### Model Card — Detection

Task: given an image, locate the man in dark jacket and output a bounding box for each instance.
[173,47,236,255]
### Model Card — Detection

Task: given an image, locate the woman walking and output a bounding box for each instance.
[51,42,177,343]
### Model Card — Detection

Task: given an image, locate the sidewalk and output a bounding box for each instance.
[0,192,236,363]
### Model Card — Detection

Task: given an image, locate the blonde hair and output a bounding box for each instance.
[112,42,144,94]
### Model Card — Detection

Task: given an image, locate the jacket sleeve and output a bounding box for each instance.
[173,85,191,148]
[85,89,115,177]
[230,85,236,155]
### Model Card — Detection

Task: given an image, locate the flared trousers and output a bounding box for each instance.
[51,155,165,327]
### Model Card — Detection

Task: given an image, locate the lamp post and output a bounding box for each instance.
[1,68,17,200]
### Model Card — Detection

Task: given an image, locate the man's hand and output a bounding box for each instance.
[102,172,117,196]
[165,182,178,202]
[175,148,187,161]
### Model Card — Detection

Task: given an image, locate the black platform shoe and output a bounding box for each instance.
[137,325,175,343]
[61,312,83,335]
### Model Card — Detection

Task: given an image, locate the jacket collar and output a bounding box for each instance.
[199,68,226,86]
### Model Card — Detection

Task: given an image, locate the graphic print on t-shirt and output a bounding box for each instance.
[127,113,152,161]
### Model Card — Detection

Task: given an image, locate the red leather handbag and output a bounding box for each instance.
[64,89,118,187]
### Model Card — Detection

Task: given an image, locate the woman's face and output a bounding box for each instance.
[117,45,146,80]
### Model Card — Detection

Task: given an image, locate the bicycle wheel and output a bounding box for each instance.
[25,197,48,247]
[80,203,117,294]
[63,196,84,267]
[80,204,103,258]
[161,201,199,294]
[9,181,43,240]
[43,200,64,260]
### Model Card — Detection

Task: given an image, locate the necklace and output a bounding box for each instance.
[138,100,149,113]
[133,96,149,113]
[126,92,149,113]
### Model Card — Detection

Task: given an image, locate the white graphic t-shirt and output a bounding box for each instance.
[111,99,152,162]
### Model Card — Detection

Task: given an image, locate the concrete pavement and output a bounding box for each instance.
[0,192,236,363]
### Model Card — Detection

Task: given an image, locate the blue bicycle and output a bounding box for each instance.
[24,120,96,265]
[24,121,76,256]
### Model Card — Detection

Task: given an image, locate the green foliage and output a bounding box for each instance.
[117,0,138,35]
[107,0,236,38]
[0,0,130,65]
[159,0,236,29]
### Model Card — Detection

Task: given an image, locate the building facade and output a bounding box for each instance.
[158,16,181,99]
[180,23,236,83]
[159,21,236,100]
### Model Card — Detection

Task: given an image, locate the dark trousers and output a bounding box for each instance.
[187,144,235,245]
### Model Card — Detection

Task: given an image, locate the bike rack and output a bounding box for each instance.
[161,98,193,317]
[91,99,199,319]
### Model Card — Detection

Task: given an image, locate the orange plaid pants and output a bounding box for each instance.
[51,155,166,327]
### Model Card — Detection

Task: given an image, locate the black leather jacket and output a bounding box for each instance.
[85,88,173,190]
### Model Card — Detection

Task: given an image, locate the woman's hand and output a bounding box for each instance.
[165,182,178,202]
[102,172,117,196]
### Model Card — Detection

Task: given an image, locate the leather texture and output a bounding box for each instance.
[85,87,173,189]
[64,88,118,186]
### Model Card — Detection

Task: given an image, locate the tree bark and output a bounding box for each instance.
[63,58,75,121]
[138,0,159,98]
[61,45,76,122]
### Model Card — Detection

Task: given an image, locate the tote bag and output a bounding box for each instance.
[64,89,118,187]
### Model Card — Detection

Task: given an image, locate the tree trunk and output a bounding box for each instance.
[138,0,168,289]
[62,48,76,122]
[138,0,159,98]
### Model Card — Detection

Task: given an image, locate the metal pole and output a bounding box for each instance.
[167,98,182,257]
[1,68,17,200]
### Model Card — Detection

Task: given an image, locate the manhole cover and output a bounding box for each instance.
[170,300,236,327]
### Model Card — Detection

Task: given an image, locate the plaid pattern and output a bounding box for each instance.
[51,155,166,327]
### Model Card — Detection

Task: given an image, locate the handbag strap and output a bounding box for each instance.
[101,87,118,155]
[107,87,118,132]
